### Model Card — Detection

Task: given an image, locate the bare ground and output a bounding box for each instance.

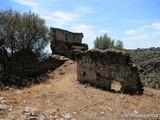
[0,59,160,120]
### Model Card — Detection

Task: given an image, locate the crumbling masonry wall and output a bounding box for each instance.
[50,27,83,43]
[50,27,88,60]
[77,49,144,94]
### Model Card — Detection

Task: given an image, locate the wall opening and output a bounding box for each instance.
[96,72,100,79]
[111,80,122,92]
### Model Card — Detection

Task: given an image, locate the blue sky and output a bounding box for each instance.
[0,0,160,52]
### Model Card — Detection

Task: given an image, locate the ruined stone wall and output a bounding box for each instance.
[51,41,88,60]
[77,49,144,94]
[50,27,83,43]
[50,27,88,60]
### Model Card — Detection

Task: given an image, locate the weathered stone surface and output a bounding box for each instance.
[77,48,144,94]
[50,27,83,43]
[50,27,88,60]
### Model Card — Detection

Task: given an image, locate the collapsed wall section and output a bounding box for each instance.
[77,49,144,94]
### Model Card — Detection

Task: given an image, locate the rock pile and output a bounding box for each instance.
[0,97,12,118]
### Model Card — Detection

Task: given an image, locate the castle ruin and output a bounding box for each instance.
[77,49,144,94]
[50,27,83,43]
[50,27,88,60]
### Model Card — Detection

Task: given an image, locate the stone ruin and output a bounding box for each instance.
[0,28,144,94]
[50,27,88,60]
[77,48,144,94]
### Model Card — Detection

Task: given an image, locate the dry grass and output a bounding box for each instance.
[0,59,160,120]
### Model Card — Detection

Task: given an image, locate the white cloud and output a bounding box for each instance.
[152,31,160,36]
[152,23,160,30]
[98,30,110,34]
[13,0,79,27]
[140,22,160,31]
[53,11,77,23]
[12,0,38,9]
[140,25,151,29]
[76,6,93,14]
[42,11,77,27]
[125,30,135,35]
[122,35,146,41]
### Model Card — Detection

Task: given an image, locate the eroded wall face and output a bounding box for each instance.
[77,49,144,94]
[51,27,83,43]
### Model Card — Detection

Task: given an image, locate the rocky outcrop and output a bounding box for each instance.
[50,27,88,60]
[127,47,160,89]
[77,48,143,94]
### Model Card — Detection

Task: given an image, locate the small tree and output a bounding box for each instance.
[0,8,49,58]
[94,33,123,50]
[0,8,49,76]
[115,40,123,50]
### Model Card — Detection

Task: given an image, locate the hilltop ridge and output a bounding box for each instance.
[0,58,160,119]
[127,47,160,89]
